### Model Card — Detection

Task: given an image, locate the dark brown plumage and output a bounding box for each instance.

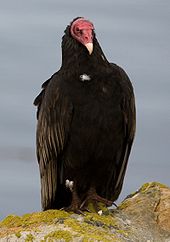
[34,17,136,212]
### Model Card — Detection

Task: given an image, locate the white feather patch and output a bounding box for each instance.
[80,74,91,82]
[65,179,70,188]
[65,179,74,191]
[98,210,103,216]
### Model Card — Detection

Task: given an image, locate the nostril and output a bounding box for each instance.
[84,36,91,42]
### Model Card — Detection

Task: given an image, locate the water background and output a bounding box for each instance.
[0,0,170,219]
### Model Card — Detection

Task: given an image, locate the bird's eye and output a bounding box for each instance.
[75,27,83,35]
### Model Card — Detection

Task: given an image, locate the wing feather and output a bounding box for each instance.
[34,76,73,210]
[109,64,136,201]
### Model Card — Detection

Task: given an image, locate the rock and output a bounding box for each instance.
[156,187,170,232]
[0,182,170,241]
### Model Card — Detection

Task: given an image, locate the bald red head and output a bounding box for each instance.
[70,18,94,55]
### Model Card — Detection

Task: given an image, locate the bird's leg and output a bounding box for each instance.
[65,190,81,213]
[80,186,113,212]
[64,180,84,214]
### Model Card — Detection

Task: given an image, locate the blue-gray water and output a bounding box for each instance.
[0,0,170,219]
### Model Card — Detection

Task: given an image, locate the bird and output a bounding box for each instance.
[34,17,136,213]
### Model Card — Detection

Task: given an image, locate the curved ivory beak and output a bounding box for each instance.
[85,42,93,55]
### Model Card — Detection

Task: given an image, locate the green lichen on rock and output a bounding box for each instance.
[0,210,69,229]
[0,215,22,228]
[85,212,117,228]
[0,210,70,238]
[87,201,109,213]
[118,182,168,210]
[63,215,120,241]
[25,233,34,242]
[118,198,131,210]
[43,230,72,242]
[139,182,167,194]
[0,209,122,241]
[15,231,21,238]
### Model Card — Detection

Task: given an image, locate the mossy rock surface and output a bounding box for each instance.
[0,182,170,241]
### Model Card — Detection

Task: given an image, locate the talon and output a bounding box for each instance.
[81,187,113,212]
[80,204,92,213]
[64,206,85,215]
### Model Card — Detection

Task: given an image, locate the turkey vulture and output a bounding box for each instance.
[34,17,136,212]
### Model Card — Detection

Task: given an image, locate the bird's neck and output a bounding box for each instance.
[61,35,110,76]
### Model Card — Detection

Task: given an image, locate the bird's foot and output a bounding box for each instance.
[64,205,85,215]
[80,187,113,212]
[63,188,84,214]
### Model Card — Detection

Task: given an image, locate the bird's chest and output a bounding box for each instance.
[67,73,122,136]
[69,72,120,105]
[79,73,111,97]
